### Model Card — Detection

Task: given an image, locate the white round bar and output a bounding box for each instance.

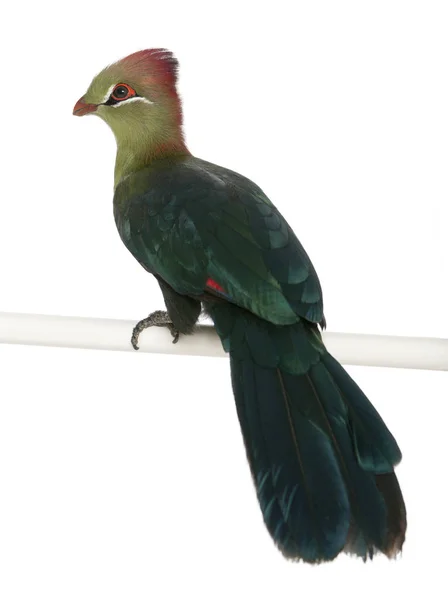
[0,311,447,371]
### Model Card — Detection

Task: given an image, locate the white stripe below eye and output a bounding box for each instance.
[110,96,153,107]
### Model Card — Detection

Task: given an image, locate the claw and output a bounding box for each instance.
[131,310,180,350]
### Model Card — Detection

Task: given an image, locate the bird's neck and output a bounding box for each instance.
[114,136,189,188]
[111,98,189,187]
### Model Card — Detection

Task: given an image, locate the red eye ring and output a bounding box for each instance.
[111,83,137,102]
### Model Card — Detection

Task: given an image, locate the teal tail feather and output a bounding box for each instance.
[209,303,406,563]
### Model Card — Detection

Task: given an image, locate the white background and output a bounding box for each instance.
[0,1,447,598]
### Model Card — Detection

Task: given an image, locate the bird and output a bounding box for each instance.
[73,48,406,563]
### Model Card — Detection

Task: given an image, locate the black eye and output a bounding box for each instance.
[106,83,138,105]
[113,86,128,98]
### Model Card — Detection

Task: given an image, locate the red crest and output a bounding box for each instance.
[119,49,179,90]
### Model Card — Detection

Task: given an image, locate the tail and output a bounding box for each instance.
[210,303,406,563]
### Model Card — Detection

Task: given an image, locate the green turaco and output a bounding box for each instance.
[74,49,406,563]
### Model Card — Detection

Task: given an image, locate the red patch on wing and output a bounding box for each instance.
[206,277,226,293]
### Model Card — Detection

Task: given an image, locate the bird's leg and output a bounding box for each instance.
[131,310,180,350]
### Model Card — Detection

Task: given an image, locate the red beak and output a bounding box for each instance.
[73,98,98,116]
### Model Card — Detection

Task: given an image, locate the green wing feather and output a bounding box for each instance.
[114,156,324,326]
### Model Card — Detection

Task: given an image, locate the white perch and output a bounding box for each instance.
[0,311,447,371]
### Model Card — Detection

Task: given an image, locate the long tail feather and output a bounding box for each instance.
[210,303,406,563]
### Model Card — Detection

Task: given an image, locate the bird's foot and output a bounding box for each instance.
[131,310,180,351]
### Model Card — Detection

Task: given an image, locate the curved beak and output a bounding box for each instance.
[73,97,98,116]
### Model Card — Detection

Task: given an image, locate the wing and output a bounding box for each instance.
[114,157,324,326]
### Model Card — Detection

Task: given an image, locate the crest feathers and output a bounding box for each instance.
[119,48,179,89]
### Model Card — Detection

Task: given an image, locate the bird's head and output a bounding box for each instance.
[74,49,187,182]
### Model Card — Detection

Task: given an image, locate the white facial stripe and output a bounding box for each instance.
[101,84,116,104]
[110,96,153,108]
